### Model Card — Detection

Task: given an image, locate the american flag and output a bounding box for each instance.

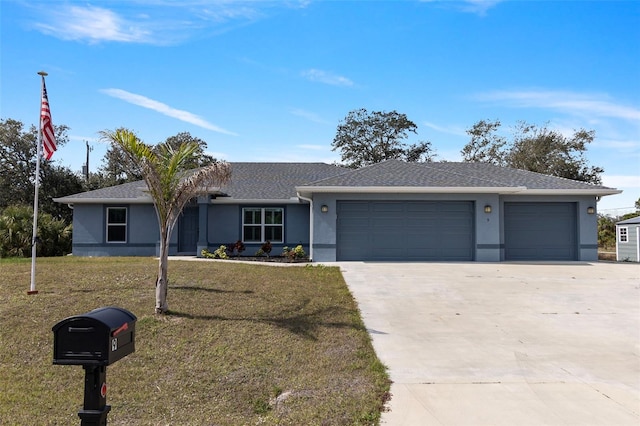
[40,79,56,160]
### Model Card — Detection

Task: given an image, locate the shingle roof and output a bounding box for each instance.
[217,162,347,200]
[56,180,150,201]
[54,163,349,203]
[617,216,640,225]
[54,160,619,204]
[301,160,614,191]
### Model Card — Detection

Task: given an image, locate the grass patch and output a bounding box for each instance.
[0,257,390,425]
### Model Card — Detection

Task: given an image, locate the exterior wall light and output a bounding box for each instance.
[321,205,329,213]
[587,206,595,214]
[484,205,492,214]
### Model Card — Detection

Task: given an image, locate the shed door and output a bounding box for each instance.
[336,201,474,261]
[504,202,577,260]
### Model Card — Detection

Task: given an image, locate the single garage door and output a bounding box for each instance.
[504,202,577,260]
[336,201,474,261]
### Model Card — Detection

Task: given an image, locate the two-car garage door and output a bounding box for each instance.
[336,201,474,261]
[336,200,579,261]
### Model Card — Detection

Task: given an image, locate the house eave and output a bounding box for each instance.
[211,197,302,205]
[295,186,527,196]
[52,197,153,205]
[518,189,622,196]
[295,186,621,197]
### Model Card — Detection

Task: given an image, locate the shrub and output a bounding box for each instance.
[213,245,229,259]
[282,245,306,260]
[260,240,272,257]
[200,246,229,259]
[227,240,245,257]
[0,205,71,258]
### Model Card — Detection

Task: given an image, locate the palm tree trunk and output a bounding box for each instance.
[155,232,170,314]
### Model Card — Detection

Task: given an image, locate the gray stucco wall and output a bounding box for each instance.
[71,204,161,256]
[203,202,310,256]
[68,193,600,262]
[310,193,600,262]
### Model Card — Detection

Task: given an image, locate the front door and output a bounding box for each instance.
[178,206,199,254]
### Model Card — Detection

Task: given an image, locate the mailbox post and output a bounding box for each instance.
[78,365,110,425]
[52,307,136,426]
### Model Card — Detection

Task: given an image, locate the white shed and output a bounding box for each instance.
[616,216,640,262]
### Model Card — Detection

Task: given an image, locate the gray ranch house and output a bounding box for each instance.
[54,160,620,262]
[616,216,640,262]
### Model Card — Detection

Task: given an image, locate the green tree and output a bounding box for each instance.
[0,118,81,221]
[98,131,215,185]
[619,197,640,221]
[461,119,507,165]
[597,214,617,249]
[98,135,144,186]
[0,205,71,257]
[461,120,604,184]
[100,128,231,314]
[39,161,84,222]
[332,108,436,169]
[164,132,216,168]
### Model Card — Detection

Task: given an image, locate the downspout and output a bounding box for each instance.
[297,193,314,261]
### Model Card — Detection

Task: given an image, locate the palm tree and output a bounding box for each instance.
[101,129,231,314]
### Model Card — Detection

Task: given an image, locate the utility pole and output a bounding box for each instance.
[83,141,92,180]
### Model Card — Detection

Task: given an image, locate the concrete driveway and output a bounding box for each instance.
[337,262,640,426]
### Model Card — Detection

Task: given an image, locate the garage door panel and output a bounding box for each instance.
[372,202,405,212]
[340,202,370,212]
[337,201,474,261]
[372,218,403,227]
[504,202,577,261]
[339,217,369,228]
[407,202,437,212]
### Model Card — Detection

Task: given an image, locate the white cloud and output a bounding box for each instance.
[475,90,640,122]
[34,5,152,44]
[602,175,640,188]
[301,69,354,87]
[101,88,237,136]
[290,108,331,125]
[29,2,310,45]
[459,0,504,15]
[422,121,467,136]
[420,0,504,16]
[593,138,640,151]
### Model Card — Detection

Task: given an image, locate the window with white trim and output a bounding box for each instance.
[618,227,628,243]
[242,207,284,243]
[106,207,127,243]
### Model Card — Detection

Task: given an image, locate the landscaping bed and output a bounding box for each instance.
[227,255,310,263]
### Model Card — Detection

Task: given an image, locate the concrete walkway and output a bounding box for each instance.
[336,262,640,426]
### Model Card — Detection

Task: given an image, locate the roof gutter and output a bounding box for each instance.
[295,186,621,197]
[516,189,622,196]
[211,197,301,205]
[295,186,528,197]
[52,197,153,205]
[296,193,314,262]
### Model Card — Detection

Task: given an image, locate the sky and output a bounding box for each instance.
[1,0,639,214]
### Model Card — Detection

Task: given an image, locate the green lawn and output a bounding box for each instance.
[0,257,390,425]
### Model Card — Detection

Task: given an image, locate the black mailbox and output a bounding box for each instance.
[52,306,136,366]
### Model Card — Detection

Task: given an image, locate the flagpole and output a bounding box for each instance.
[29,71,48,295]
